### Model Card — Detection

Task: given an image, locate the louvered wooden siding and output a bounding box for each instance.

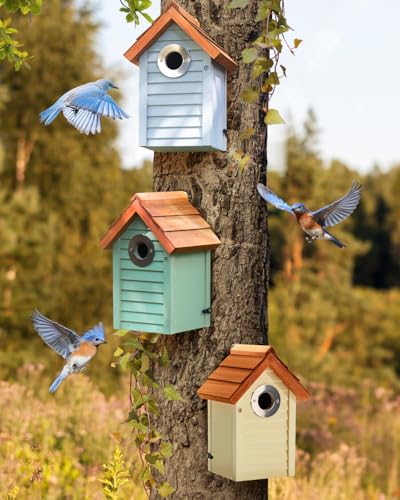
[208,368,296,480]
[113,217,169,333]
[139,24,227,152]
[112,215,212,334]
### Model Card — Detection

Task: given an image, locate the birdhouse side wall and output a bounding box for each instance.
[142,26,210,151]
[113,216,169,333]
[234,368,290,480]
[208,400,235,479]
[168,251,211,333]
[202,61,227,151]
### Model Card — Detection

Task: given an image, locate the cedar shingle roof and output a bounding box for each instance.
[197,345,310,404]
[124,1,237,72]
[100,191,221,254]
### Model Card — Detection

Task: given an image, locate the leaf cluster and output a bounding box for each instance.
[0,0,43,69]
[100,446,130,500]
[229,0,301,171]
[113,332,183,497]
[119,0,153,26]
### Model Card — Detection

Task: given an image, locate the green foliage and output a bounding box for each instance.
[0,372,140,499]
[113,332,181,497]
[100,447,130,499]
[230,0,301,171]
[0,0,44,69]
[119,0,153,26]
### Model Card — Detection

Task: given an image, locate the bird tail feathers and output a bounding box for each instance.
[324,230,346,248]
[40,104,62,126]
[49,372,67,393]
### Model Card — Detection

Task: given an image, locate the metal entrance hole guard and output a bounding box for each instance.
[158,44,191,78]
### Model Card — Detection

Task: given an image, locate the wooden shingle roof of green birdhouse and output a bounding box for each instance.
[100,191,221,254]
[124,1,237,72]
[197,345,310,404]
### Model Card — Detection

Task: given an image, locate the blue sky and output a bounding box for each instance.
[96,0,400,172]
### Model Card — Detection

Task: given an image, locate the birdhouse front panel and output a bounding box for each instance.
[197,345,310,481]
[234,368,294,480]
[112,216,169,333]
[101,191,220,335]
[124,2,237,152]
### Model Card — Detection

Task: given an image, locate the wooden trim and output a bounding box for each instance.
[124,4,238,72]
[197,345,311,404]
[230,344,272,356]
[101,192,221,253]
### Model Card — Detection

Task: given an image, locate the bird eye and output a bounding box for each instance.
[95,337,99,341]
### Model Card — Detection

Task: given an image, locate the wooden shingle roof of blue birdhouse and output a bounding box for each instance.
[197,345,310,404]
[124,1,237,72]
[100,191,221,254]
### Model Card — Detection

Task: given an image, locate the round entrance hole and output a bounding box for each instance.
[166,51,183,70]
[128,234,155,267]
[258,391,274,411]
[251,385,281,418]
[158,44,191,78]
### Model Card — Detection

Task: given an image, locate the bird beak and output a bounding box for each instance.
[112,84,118,89]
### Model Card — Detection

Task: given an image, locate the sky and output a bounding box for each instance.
[96,0,400,173]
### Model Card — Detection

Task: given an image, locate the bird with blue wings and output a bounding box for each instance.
[257,181,364,248]
[39,79,130,135]
[31,310,107,393]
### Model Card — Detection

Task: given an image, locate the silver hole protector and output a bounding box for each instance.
[157,44,191,78]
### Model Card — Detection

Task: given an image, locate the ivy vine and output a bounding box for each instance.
[113,332,183,498]
[228,0,301,171]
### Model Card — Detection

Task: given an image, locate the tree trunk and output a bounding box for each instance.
[16,131,35,189]
[152,1,269,498]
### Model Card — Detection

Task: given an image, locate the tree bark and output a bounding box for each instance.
[152,1,269,498]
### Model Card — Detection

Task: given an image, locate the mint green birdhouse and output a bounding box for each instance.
[101,191,220,335]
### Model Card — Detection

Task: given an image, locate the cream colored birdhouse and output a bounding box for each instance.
[197,345,310,481]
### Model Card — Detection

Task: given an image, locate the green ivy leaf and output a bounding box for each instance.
[160,441,174,458]
[153,459,165,475]
[239,88,259,103]
[119,352,131,370]
[252,57,273,79]
[124,337,144,350]
[113,346,124,357]
[163,384,184,401]
[256,1,271,21]
[160,345,169,368]
[158,482,175,497]
[241,47,258,64]
[114,329,129,337]
[264,108,286,125]
[227,0,249,8]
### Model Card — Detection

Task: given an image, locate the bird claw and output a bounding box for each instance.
[79,367,87,373]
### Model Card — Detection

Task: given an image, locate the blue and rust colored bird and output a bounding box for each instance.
[31,310,107,393]
[257,181,364,248]
[40,79,130,135]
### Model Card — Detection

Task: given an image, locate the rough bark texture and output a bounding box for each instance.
[152,1,269,498]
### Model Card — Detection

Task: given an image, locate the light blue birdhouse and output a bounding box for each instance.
[124,1,237,152]
[101,191,221,335]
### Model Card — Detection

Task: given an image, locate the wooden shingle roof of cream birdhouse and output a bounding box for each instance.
[124,1,237,72]
[197,345,310,403]
[100,191,221,254]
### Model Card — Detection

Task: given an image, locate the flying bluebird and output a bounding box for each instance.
[39,79,130,135]
[31,310,107,393]
[257,181,364,248]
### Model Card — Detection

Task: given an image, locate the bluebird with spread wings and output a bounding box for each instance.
[39,79,130,135]
[31,310,107,393]
[257,181,364,248]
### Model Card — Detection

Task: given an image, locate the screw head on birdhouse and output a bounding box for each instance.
[100,191,220,335]
[124,1,237,152]
[197,345,310,481]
